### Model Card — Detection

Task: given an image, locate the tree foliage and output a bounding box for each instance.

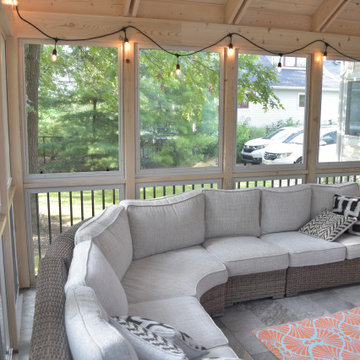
[26,45,283,173]
[32,44,119,173]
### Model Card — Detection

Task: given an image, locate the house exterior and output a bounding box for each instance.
[237,57,340,128]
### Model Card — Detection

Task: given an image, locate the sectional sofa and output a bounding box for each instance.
[30,182,360,360]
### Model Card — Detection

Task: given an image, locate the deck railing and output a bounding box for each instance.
[137,179,221,199]
[27,186,125,275]
[317,173,360,185]
[234,175,304,189]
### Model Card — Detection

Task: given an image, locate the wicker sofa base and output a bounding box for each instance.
[225,269,287,306]
[200,283,226,316]
[286,258,360,296]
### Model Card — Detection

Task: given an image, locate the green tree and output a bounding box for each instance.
[139,51,282,169]
[237,55,283,111]
[34,44,119,173]
[26,46,282,173]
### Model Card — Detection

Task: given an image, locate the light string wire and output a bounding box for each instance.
[16,6,360,63]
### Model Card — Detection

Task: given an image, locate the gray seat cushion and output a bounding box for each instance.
[123,246,227,304]
[121,191,205,259]
[310,182,360,219]
[129,296,228,350]
[261,231,346,267]
[261,185,311,235]
[75,205,133,280]
[337,233,360,259]
[203,189,261,238]
[203,236,288,276]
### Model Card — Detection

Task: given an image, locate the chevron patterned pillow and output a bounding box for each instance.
[299,209,357,241]
[113,316,208,360]
[110,316,188,360]
[333,194,360,235]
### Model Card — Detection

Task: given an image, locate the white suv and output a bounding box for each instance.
[241,127,302,164]
[263,126,337,165]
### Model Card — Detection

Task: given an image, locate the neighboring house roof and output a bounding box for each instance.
[257,56,340,90]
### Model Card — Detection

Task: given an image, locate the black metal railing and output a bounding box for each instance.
[138,181,220,200]
[317,174,360,185]
[30,187,124,274]
[234,176,304,189]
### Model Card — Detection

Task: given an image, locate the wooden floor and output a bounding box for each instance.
[17,284,360,360]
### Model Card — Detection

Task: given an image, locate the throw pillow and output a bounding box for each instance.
[118,316,208,360]
[110,316,188,360]
[333,194,360,235]
[299,209,357,242]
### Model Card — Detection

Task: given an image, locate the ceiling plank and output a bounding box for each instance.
[312,0,350,32]
[122,0,131,16]
[13,9,360,58]
[241,8,311,32]
[130,0,141,17]
[234,0,253,25]
[224,0,244,24]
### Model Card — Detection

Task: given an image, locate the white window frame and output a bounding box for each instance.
[0,34,11,191]
[135,44,224,177]
[233,51,311,173]
[317,58,360,169]
[19,39,125,184]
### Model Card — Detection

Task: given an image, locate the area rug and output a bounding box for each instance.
[253,307,360,360]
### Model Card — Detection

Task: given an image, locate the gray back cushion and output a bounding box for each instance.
[121,191,205,259]
[75,205,133,280]
[65,241,129,317]
[65,286,138,360]
[204,189,261,238]
[311,182,360,218]
[261,185,312,235]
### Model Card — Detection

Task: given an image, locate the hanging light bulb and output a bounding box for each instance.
[175,55,181,76]
[51,40,58,62]
[228,34,234,56]
[323,43,328,61]
[277,54,282,73]
[124,31,130,52]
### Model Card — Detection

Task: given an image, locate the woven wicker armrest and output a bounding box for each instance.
[30,222,85,360]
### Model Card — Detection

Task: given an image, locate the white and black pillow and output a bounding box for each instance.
[112,316,208,360]
[333,194,360,235]
[110,316,188,360]
[299,209,357,242]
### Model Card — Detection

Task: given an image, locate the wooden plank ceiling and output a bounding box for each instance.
[15,0,360,37]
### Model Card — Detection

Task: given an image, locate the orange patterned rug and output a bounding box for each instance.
[253,307,360,360]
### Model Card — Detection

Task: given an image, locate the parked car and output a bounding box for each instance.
[263,126,337,165]
[241,127,302,164]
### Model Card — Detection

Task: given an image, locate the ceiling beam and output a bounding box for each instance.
[122,0,131,16]
[234,0,253,25]
[130,0,141,17]
[122,0,140,17]
[224,0,244,24]
[312,0,350,32]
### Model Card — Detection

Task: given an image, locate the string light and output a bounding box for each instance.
[277,55,282,73]
[51,39,58,62]
[123,30,130,52]
[323,43,328,61]
[15,6,360,69]
[3,0,18,5]
[228,34,234,56]
[175,55,181,76]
